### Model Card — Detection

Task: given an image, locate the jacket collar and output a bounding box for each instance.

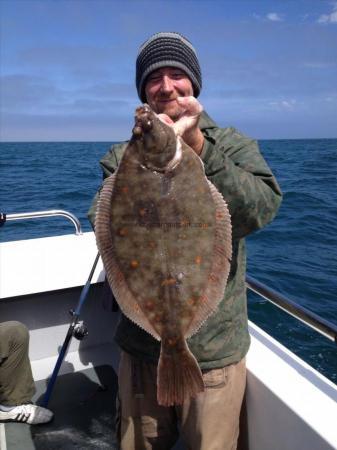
[199,111,218,130]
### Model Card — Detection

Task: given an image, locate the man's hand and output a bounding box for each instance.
[157,96,205,156]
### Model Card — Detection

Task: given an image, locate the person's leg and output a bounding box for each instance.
[0,321,53,424]
[0,321,35,405]
[118,351,179,450]
[178,358,246,450]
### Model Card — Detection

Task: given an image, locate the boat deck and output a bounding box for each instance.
[3,365,118,450]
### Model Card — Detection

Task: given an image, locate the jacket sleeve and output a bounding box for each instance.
[202,127,282,240]
[87,144,125,228]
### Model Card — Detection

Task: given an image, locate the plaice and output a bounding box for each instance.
[95,101,232,406]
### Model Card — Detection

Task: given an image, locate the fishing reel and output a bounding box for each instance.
[73,321,88,340]
[69,309,89,340]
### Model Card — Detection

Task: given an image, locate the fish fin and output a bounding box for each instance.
[95,174,160,341]
[157,340,204,406]
[185,180,232,338]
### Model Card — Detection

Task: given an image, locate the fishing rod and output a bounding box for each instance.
[41,252,101,407]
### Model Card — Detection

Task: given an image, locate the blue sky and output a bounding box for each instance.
[1,0,336,141]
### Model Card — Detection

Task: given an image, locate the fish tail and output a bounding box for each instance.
[157,340,204,406]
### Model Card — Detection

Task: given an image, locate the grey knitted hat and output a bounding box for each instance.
[136,32,202,102]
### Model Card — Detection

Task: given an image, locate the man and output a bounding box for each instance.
[0,321,53,425]
[88,32,282,450]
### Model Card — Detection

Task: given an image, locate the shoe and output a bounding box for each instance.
[0,403,53,424]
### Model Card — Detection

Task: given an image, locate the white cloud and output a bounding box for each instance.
[324,93,337,102]
[302,62,336,69]
[252,12,284,22]
[269,99,297,110]
[281,100,296,109]
[266,13,283,22]
[318,2,337,23]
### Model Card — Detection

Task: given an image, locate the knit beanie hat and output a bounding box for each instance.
[136,32,202,102]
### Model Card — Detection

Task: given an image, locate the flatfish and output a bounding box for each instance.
[95,102,232,406]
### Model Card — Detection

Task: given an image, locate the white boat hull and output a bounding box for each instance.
[1,233,336,449]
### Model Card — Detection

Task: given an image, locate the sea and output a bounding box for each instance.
[1,139,337,384]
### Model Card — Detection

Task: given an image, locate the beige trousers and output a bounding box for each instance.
[117,351,246,450]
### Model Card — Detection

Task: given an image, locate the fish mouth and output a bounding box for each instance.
[133,105,154,136]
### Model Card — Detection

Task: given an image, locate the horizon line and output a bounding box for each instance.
[1,136,337,144]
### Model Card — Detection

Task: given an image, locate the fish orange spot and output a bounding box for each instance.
[187,295,206,305]
[216,212,223,219]
[118,228,128,237]
[208,274,218,283]
[200,223,209,229]
[167,337,177,347]
[130,260,139,269]
[145,300,155,310]
[122,186,129,194]
[180,219,190,227]
[195,255,202,264]
[154,314,163,323]
[139,208,146,216]
[161,278,176,286]
[115,268,124,282]
[133,303,141,313]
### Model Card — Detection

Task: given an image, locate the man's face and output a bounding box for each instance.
[144,67,194,121]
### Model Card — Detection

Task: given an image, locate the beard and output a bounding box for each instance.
[158,101,184,122]
[155,98,185,122]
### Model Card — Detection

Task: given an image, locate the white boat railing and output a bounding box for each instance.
[246,275,337,344]
[0,210,83,235]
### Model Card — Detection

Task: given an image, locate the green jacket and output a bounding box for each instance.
[88,112,282,369]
